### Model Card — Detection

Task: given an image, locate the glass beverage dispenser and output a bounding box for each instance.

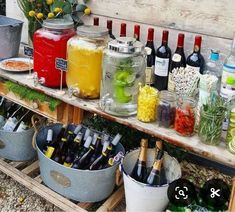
[100,37,146,116]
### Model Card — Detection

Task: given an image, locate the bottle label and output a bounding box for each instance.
[186,64,200,72]
[145,66,154,85]
[45,147,55,158]
[172,53,181,63]
[220,65,235,99]
[168,72,175,92]
[154,57,169,77]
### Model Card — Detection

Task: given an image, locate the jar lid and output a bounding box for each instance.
[108,37,144,54]
[77,25,108,38]
[43,19,74,29]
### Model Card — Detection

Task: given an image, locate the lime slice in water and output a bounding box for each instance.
[230,128,235,137]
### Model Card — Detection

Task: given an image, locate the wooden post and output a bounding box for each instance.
[229,178,235,212]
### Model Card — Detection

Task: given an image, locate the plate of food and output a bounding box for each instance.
[0,57,33,72]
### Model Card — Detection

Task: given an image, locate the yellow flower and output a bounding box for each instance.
[28,10,36,17]
[84,8,91,15]
[48,12,55,18]
[54,7,62,13]
[36,13,44,19]
[46,0,53,5]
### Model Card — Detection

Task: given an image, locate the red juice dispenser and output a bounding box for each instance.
[33,19,75,88]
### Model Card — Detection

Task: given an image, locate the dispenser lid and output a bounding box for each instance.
[108,37,144,54]
[43,19,74,29]
[77,25,108,38]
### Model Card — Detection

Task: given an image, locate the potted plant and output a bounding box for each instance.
[17,0,91,45]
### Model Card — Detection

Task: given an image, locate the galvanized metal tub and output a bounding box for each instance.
[0,127,36,161]
[121,149,182,212]
[0,15,23,60]
[36,123,125,202]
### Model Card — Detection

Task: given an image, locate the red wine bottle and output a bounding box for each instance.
[93,17,99,26]
[168,33,186,92]
[186,35,205,74]
[107,20,115,40]
[154,30,171,91]
[133,24,140,41]
[120,23,126,37]
[145,28,155,86]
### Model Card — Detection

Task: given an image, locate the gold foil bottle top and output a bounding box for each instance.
[140,139,148,148]
[155,141,162,151]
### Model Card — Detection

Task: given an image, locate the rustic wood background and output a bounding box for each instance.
[6,0,235,58]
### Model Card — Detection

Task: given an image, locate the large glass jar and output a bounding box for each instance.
[174,97,196,136]
[34,19,75,88]
[157,91,176,128]
[100,37,146,116]
[67,25,108,99]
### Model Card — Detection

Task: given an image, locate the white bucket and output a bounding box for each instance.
[121,149,182,212]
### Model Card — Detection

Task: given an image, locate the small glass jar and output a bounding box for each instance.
[157,91,176,128]
[198,110,224,145]
[67,25,108,99]
[34,19,75,88]
[174,97,196,136]
[137,85,159,123]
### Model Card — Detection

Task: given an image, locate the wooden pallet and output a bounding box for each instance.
[0,159,125,212]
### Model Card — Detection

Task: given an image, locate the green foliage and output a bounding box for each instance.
[5,81,61,111]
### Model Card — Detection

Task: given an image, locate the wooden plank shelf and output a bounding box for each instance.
[0,70,234,169]
[0,159,125,212]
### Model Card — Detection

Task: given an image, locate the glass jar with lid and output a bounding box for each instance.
[100,37,146,116]
[34,19,75,88]
[67,25,109,99]
[157,91,176,128]
[174,97,196,136]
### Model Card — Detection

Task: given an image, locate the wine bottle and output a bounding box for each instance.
[89,144,113,170]
[103,158,114,169]
[145,149,166,186]
[43,129,53,155]
[168,33,186,92]
[110,133,122,156]
[93,17,99,26]
[56,124,67,143]
[133,24,140,41]
[154,30,172,91]
[87,136,103,167]
[107,20,115,40]
[130,139,148,183]
[145,28,155,86]
[120,23,126,37]
[73,134,98,169]
[13,110,32,132]
[52,136,68,164]
[71,136,93,168]
[186,35,205,74]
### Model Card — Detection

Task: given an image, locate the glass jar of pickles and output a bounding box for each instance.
[137,85,159,122]
[67,25,108,99]
[174,97,196,136]
[100,37,146,116]
[157,91,176,128]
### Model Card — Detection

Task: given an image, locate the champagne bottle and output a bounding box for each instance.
[130,139,148,183]
[145,149,166,186]
[71,136,92,169]
[89,144,113,170]
[52,137,68,164]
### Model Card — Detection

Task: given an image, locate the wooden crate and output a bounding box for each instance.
[0,81,83,125]
[0,159,125,212]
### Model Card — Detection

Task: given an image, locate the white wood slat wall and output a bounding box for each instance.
[5,0,234,58]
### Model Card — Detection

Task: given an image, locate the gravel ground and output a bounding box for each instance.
[0,160,232,212]
[0,171,61,212]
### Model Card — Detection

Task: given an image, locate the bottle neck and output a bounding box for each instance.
[93,17,99,26]
[134,25,140,41]
[120,23,126,37]
[193,36,202,53]
[107,20,112,34]
[162,30,169,46]
[152,159,162,171]
[139,146,147,162]
[176,33,184,50]
[147,28,154,42]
